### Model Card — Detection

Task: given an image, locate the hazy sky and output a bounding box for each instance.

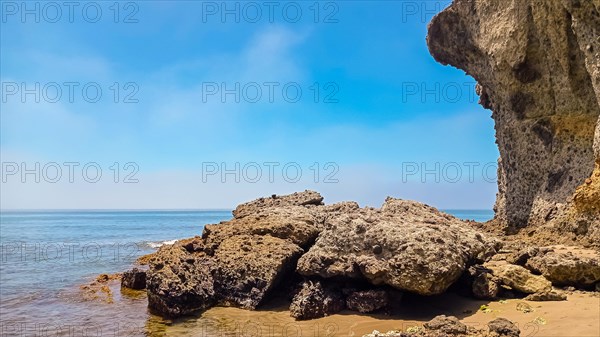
[1,1,500,210]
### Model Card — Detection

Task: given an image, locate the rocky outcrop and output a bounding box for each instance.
[146,233,304,316]
[297,198,497,295]
[427,0,600,245]
[146,238,216,317]
[289,280,345,320]
[485,262,552,294]
[212,235,303,309]
[524,246,600,287]
[144,191,504,319]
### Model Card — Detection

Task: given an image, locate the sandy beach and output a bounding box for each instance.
[140,289,599,336]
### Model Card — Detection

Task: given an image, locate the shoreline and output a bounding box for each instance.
[80,277,600,337]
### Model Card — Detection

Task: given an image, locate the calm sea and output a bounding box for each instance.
[0,209,493,336]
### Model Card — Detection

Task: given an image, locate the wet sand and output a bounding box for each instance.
[146,291,600,337]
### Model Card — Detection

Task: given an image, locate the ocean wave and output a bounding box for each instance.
[145,239,178,249]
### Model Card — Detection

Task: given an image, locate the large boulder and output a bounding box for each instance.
[297,198,497,295]
[146,238,216,317]
[524,246,600,287]
[212,235,304,309]
[427,0,600,245]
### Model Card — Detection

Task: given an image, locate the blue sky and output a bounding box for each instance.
[0,1,500,209]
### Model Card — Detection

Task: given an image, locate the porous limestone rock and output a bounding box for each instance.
[202,206,321,253]
[297,198,497,295]
[524,290,567,301]
[346,289,389,313]
[427,0,600,244]
[212,234,304,309]
[146,238,216,317]
[485,262,552,294]
[121,268,147,290]
[424,315,467,335]
[232,190,323,219]
[146,233,304,316]
[525,246,600,287]
[289,280,345,320]
[487,318,521,337]
[472,272,500,300]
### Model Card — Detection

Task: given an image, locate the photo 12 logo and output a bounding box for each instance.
[1,82,140,104]
[1,162,140,184]
[0,241,142,264]
[0,321,144,336]
[400,1,445,23]
[201,81,339,104]
[200,1,339,24]
[401,162,498,184]
[401,82,478,104]
[201,162,340,184]
[1,1,140,23]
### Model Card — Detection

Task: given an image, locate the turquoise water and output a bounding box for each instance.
[443,209,494,223]
[0,209,492,336]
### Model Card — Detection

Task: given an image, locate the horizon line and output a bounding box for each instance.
[0,208,494,212]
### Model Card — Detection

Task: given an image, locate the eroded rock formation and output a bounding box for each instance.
[144,191,499,318]
[143,191,595,320]
[297,198,498,295]
[427,0,600,245]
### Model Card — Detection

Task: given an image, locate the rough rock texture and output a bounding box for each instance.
[472,272,500,300]
[525,246,600,287]
[346,289,389,313]
[232,190,323,219]
[485,262,552,294]
[424,315,467,335]
[121,268,147,290]
[202,206,321,253]
[146,238,216,317]
[80,273,121,303]
[289,280,345,320]
[524,290,567,301]
[505,246,540,266]
[212,235,303,309]
[363,315,520,337]
[146,234,304,316]
[427,0,600,245]
[487,318,521,337]
[144,191,500,319]
[297,198,497,295]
